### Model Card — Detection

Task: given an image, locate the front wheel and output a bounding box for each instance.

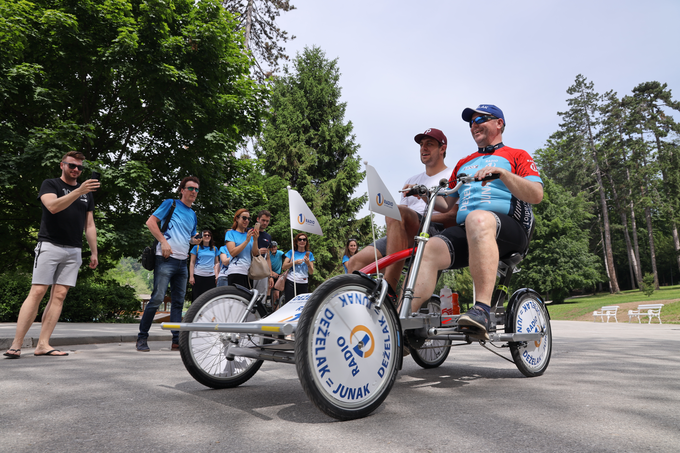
[179,286,266,389]
[506,289,552,377]
[408,297,451,369]
[295,275,402,420]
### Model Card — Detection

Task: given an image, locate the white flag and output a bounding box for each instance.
[288,188,323,236]
[366,164,402,221]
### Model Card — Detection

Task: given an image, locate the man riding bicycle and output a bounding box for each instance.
[410,105,543,339]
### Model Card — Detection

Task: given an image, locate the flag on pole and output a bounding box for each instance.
[366,164,402,221]
[288,188,323,236]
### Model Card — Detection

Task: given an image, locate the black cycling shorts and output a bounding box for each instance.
[435,212,529,270]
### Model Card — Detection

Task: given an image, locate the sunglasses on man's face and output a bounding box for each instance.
[63,162,83,171]
[469,115,498,128]
[184,186,199,192]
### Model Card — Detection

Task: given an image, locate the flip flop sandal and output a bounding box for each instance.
[3,348,21,359]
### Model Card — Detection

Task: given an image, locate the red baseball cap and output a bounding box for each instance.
[414,128,447,145]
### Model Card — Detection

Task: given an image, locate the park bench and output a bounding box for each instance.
[628,304,664,324]
[593,305,619,323]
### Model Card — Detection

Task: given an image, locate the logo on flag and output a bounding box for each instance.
[288,188,323,236]
[366,165,401,221]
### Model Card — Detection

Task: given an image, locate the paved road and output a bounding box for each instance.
[2,321,679,453]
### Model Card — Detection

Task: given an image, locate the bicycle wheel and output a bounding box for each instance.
[179,286,266,389]
[295,275,402,420]
[507,289,552,377]
[408,297,451,369]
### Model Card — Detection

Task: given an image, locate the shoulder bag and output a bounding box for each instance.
[141,200,176,271]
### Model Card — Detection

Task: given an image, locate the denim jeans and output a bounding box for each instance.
[216,276,229,287]
[138,256,188,343]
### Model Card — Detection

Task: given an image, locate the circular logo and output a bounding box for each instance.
[376,193,384,206]
[350,325,375,358]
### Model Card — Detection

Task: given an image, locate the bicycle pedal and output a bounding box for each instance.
[457,326,490,341]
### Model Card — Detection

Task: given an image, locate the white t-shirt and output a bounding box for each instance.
[399,167,452,215]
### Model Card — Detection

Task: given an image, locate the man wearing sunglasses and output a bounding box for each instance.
[410,105,543,340]
[4,152,99,359]
[347,128,456,295]
[136,176,201,352]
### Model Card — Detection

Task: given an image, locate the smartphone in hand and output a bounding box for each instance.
[90,171,101,180]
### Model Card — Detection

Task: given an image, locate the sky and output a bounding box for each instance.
[275,0,680,224]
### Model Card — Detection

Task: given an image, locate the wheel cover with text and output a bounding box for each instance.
[308,287,398,409]
[513,296,551,373]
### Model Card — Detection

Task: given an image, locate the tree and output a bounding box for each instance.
[555,74,620,293]
[221,0,295,81]
[513,179,603,303]
[255,46,369,285]
[0,0,268,272]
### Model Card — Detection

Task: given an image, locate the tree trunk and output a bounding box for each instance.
[626,168,644,286]
[244,0,253,50]
[643,206,660,289]
[673,221,680,275]
[598,215,611,291]
[605,167,638,289]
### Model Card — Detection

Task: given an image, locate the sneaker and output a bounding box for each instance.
[171,343,180,351]
[457,307,490,340]
[136,338,150,352]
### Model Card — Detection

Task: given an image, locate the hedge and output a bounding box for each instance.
[0,272,141,323]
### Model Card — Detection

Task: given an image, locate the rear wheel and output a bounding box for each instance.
[296,275,401,420]
[179,286,266,388]
[507,290,552,377]
[409,297,451,369]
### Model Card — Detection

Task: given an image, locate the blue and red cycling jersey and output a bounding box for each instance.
[448,145,543,234]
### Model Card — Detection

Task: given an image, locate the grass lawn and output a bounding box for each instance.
[545,285,680,323]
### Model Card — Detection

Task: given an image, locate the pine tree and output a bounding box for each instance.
[256,46,369,285]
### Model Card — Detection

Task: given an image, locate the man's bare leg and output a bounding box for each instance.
[34,284,70,355]
[464,210,499,307]
[5,284,50,357]
[411,237,451,313]
[347,245,383,275]
[383,206,422,292]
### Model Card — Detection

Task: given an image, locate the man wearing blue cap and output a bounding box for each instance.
[410,105,544,339]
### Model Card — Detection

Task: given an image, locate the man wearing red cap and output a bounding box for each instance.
[410,105,543,339]
[348,128,456,295]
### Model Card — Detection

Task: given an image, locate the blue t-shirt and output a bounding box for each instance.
[224,229,253,276]
[285,250,315,284]
[269,249,284,274]
[153,199,197,260]
[450,146,543,234]
[191,245,218,277]
[217,245,231,278]
[342,255,350,274]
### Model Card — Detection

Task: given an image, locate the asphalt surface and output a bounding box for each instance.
[1,320,679,453]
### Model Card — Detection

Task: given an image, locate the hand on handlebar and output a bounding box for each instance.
[472,167,503,186]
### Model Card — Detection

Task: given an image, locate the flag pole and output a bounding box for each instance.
[287,186,297,299]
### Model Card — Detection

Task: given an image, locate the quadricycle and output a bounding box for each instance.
[162,174,552,420]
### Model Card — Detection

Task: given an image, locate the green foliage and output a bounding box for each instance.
[641,273,655,296]
[105,257,153,294]
[0,272,140,322]
[255,46,371,287]
[513,178,603,303]
[0,0,268,273]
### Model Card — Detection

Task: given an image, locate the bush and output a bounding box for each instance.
[0,272,141,323]
[641,273,656,297]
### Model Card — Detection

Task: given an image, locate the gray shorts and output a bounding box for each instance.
[370,214,445,256]
[32,242,82,287]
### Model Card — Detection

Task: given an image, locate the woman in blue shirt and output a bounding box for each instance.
[189,229,219,302]
[281,232,315,304]
[225,209,259,288]
[342,238,358,274]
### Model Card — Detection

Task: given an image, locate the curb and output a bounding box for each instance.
[0,332,172,350]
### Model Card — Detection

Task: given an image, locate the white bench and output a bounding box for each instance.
[628,304,664,324]
[593,306,619,323]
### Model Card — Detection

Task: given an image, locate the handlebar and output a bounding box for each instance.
[400,172,501,198]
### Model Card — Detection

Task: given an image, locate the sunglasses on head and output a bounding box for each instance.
[63,162,83,171]
[469,115,498,128]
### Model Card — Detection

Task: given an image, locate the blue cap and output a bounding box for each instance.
[462,105,505,125]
